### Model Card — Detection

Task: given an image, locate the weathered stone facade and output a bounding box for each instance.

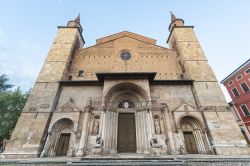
[2,14,250,159]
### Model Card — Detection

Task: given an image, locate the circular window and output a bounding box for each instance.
[154,115,159,119]
[118,100,135,108]
[120,51,131,61]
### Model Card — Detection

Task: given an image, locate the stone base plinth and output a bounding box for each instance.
[214,146,250,155]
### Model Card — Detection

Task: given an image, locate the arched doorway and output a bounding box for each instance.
[101,82,152,154]
[181,121,198,154]
[180,116,208,154]
[41,118,74,157]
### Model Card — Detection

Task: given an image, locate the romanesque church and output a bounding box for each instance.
[2,13,250,158]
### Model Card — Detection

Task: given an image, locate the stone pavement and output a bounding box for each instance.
[1,154,250,165]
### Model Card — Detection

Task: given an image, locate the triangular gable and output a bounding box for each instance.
[173,101,197,112]
[96,31,156,45]
[56,100,81,112]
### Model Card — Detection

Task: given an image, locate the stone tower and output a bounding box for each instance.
[2,16,84,158]
[167,13,249,155]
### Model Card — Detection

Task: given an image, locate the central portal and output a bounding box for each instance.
[117,113,136,153]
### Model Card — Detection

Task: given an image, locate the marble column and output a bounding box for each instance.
[177,129,186,154]
[143,111,150,154]
[134,110,152,154]
[111,112,118,153]
[76,108,90,157]
[103,110,109,152]
[99,106,106,137]
[147,108,154,139]
[103,111,118,153]
[135,112,142,153]
[40,132,52,157]
[204,130,214,154]
[163,108,177,154]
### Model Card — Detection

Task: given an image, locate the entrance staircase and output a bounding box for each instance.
[1,154,250,165]
[68,157,186,165]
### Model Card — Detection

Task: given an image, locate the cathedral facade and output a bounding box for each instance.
[2,14,250,158]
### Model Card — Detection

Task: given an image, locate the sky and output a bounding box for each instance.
[0,0,249,102]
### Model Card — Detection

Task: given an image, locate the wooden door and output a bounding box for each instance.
[183,131,198,154]
[55,133,71,156]
[117,113,136,153]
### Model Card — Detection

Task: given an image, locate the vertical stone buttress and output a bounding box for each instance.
[3,16,84,158]
[167,13,249,155]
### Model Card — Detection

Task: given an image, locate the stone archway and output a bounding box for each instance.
[180,116,208,154]
[100,81,153,154]
[40,118,75,157]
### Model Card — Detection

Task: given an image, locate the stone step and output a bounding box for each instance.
[81,157,176,160]
[2,157,250,166]
[67,159,186,166]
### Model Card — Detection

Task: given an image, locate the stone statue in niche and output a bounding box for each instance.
[93,120,99,135]
[184,104,189,112]
[73,123,78,133]
[87,97,92,107]
[85,97,92,112]
[154,115,161,134]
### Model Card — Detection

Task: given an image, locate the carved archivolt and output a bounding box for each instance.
[103,81,151,102]
[176,114,205,131]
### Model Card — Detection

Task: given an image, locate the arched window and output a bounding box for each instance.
[118,100,134,108]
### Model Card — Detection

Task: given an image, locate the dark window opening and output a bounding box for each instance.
[240,105,250,116]
[68,76,72,80]
[78,70,84,77]
[236,75,243,80]
[120,51,131,61]
[153,115,159,119]
[232,88,240,97]
[241,82,250,93]
[228,81,233,86]
[118,100,135,108]
[245,68,250,75]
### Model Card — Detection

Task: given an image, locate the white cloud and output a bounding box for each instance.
[0,28,4,38]
[17,40,39,49]
[0,38,42,92]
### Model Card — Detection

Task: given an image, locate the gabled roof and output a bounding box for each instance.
[221,58,250,84]
[96,31,156,45]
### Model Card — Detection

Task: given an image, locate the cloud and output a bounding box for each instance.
[17,40,39,49]
[0,28,4,38]
[0,38,42,92]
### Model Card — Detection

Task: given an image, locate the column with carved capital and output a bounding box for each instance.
[162,106,177,154]
[147,106,154,144]
[76,99,92,157]
[99,105,106,150]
